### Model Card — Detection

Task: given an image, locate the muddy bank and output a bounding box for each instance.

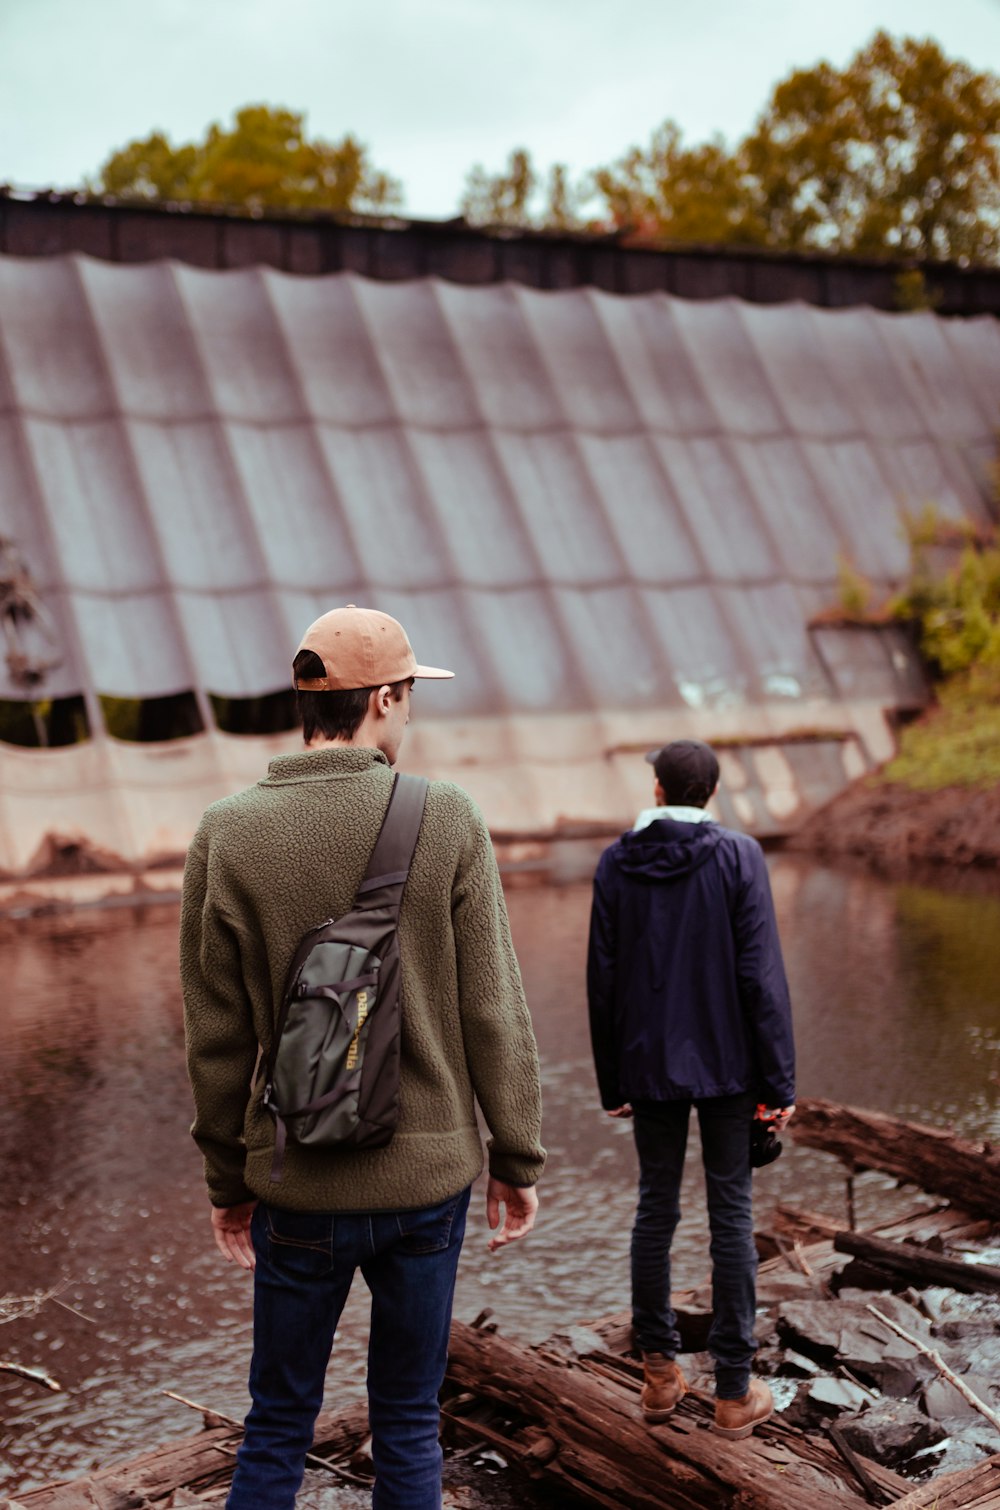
[789,779,1000,873]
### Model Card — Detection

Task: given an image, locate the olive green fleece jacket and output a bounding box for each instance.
[180,746,545,1212]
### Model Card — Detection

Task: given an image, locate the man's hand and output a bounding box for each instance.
[607,1104,633,1119]
[210,1201,258,1271]
[757,1104,796,1132]
[486,1178,538,1253]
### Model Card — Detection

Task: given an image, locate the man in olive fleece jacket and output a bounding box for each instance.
[180,605,544,1510]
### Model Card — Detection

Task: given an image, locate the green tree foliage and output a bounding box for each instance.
[591,123,750,243]
[590,32,1000,262]
[94,105,402,214]
[884,512,1000,789]
[460,148,584,230]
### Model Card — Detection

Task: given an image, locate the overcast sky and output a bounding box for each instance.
[4,0,1000,220]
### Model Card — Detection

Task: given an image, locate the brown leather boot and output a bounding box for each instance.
[640,1353,687,1423]
[712,1379,774,1439]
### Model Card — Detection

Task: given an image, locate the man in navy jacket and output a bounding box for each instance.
[587,740,795,1441]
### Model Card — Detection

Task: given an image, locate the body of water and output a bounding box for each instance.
[2,854,999,1492]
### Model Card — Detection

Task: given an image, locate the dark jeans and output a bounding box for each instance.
[226,1186,471,1510]
[631,1094,757,1400]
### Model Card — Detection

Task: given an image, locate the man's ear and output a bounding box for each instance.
[373,684,393,717]
[653,779,666,805]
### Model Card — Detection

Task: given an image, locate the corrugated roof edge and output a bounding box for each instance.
[2,189,998,315]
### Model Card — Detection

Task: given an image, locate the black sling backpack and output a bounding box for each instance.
[262,772,429,1183]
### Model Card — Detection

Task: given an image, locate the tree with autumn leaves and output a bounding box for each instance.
[94,104,401,215]
[92,33,1000,264]
[465,32,1000,264]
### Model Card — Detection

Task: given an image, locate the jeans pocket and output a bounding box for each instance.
[262,1204,335,1277]
[394,1187,470,1255]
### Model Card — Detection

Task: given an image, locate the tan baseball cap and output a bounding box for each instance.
[294,605,455,691]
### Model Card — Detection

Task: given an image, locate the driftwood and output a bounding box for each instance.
[834,1231,1000,1294]
[791,1098,1000,1218]
[12,1399,370,1509]
[866,1305,1000,1437]
[445,1317,907,1510]
[0,1360,61,1391]
[887,1453,1000,1508]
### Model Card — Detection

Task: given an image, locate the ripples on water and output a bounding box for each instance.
[1,855,999,1490]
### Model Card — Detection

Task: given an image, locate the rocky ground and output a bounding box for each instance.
[750,1280,1000,1481]
[788,778,1000,874]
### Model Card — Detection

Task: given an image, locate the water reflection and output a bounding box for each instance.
[1,857,999,1491]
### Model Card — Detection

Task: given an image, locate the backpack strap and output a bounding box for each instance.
[356,773,429,906]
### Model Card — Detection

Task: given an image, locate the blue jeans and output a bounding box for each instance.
[226,1186,471,1510]
[630,1094,757,1400]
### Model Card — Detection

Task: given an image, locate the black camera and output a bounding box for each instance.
[750,1120,782,1168]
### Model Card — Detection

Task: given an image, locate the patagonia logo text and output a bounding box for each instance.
[345,990,369,1071]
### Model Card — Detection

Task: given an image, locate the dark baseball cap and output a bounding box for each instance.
[644,739,720,806]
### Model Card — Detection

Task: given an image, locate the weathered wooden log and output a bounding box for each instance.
[790,1098,1000,1218]
[834,1231,1000,1294]
[887,1452,1000,1508]
[445,1317,907,1510]
[12,1400,370,1508]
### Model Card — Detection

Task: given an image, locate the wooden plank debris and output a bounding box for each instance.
[12,1400,371,1509]
[887,1454,1000,1508]
[444,1317,907,1510]
[835,1231,1000,1294]
[791,1099,1000,1218]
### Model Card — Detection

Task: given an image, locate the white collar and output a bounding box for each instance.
[632,805,713,832]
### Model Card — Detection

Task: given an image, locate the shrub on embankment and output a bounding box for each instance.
[884,513,1000,793]
[794,513,1000,869]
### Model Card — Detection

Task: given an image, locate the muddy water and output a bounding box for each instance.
[2,856,1000,1493]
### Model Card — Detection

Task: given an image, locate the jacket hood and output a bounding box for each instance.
[612,817,725,881]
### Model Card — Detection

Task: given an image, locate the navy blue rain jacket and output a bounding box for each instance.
[587,818,795,1111]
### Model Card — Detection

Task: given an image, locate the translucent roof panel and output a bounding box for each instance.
[880,310,989,441]
[128,421,265,590]
[0,257,113,419]
[943,317,1000,430]
[493,432,626,586]
[224,423,363,591]
[732,438,843,582]
[654,436,779,583]
[25,419,161,592]
[317,426,455,589]
[552,586,668,707]
[433,281,564,431]
[350,278,480,430]
[407,430,539,587]
[640,585,747,709]
[809,306,925,440]
[719,584,830,700]
[801,441,911,581]
[179,588,291,698]
[575,434,703,585]
[669,297,787,436]
[590,290,718,435]
[467,587,584,713]
[738,301,855,439]
[513,286,641,434]
[0,253,993,723]
[264,271,397,427]
[76,591,193,699]
[172,265,305,424]
[77,259,210,421]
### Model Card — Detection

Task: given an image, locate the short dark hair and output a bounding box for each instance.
[293,649,409,744]
[650,739,720,808]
